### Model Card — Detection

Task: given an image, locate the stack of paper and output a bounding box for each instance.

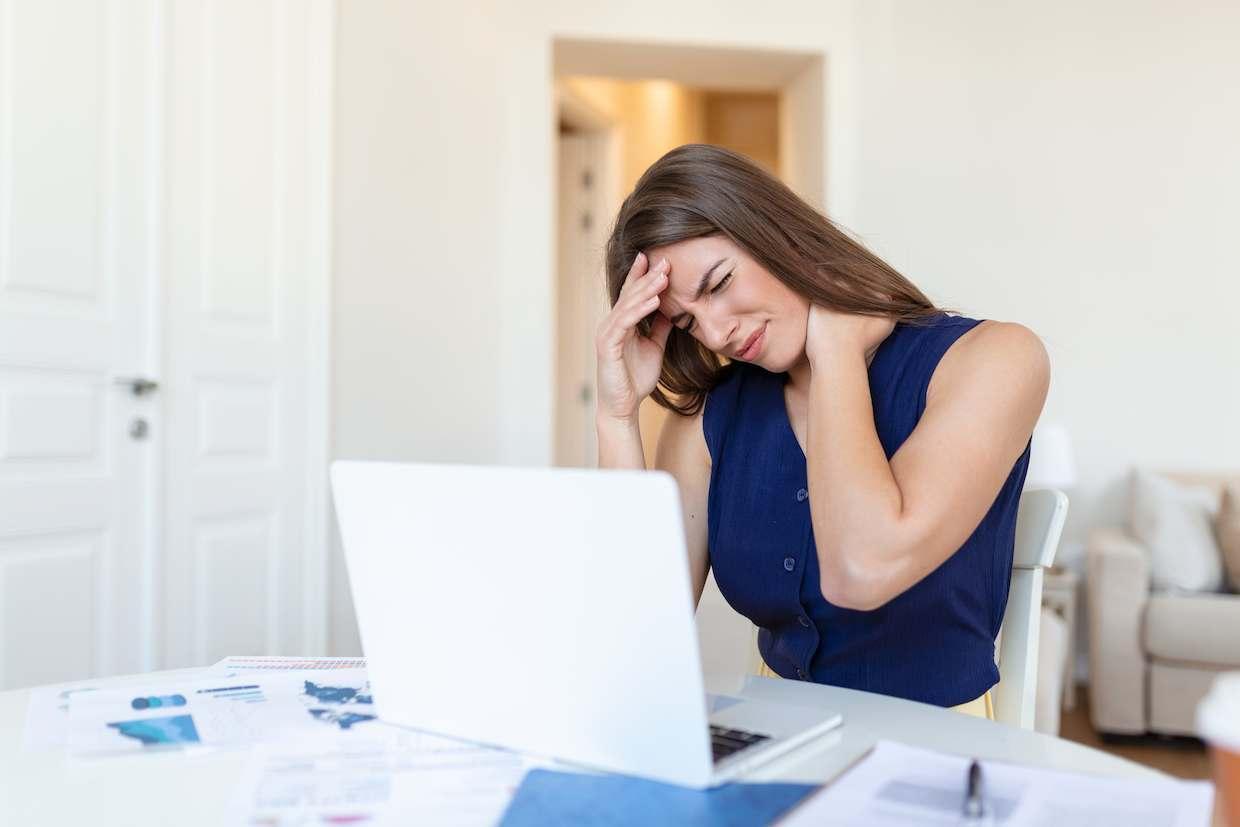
[231,729,533,826]
[777,740,1214,827]
[210,655,368,673]
[65,669,378,755]
[23,656,375,752]
[23,657,536,826]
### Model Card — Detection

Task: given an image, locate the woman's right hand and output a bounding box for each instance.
[595,252,673,423]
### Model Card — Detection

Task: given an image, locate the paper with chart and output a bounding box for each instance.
[777,740,1214,827]
[67,669,381,755]
[230,726,534,827]
[24,670,236,750]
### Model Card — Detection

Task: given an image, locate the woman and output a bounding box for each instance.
[595,144,1049,716]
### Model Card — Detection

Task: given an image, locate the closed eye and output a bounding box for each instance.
[679,271,735,333]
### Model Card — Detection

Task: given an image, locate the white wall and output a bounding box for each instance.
[331,0,1240,653]
[848,0,1240,558]
[331,1,510,652]
[330,0,856,653]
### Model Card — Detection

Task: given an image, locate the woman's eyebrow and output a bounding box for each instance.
[669,257,727,327]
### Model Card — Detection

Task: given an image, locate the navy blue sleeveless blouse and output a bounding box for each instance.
[703,313,1031,707]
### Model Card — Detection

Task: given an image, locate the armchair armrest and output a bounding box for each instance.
[1085,528,1151,734]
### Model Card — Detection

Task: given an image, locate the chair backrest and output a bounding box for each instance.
[993,488,1069,729]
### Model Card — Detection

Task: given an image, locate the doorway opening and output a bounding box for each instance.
[552,39,825,472]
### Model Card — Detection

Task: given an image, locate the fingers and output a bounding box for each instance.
[616,261,667,316]
[615,295,662,330]
[623,251,649,288]
[648,313,673,350]
[631,266,668,304]
[599,296,659,347]
[598,253,670,355]
[609,256,667,323]
[618,253,669,303]
[596,294,663,355]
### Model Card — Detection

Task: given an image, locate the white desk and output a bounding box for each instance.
[0,670,1159,825]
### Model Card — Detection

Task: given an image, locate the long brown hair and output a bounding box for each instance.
[604,143,942,416]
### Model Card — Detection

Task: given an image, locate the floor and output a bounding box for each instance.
[1057,685,1212,781]
[1057,686,1228,826]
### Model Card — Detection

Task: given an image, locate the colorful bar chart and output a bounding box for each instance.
[196,685,267,704]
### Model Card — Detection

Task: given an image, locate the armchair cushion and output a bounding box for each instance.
[1217,484,1240,592]
[1130,470,1223,593]
[1144,593,1240,667]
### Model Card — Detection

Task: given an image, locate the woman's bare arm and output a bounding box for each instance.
[596,415,647,470]
[805,315,1050,611]
[594,251,673,470]
[654,409,712,607]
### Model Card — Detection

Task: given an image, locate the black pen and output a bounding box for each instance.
[963,759,986,820]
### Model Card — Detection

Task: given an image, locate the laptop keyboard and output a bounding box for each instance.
[710,724,772,763]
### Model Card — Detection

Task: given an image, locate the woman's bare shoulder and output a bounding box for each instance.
[927,320,1049,418]
[654,407,711,477]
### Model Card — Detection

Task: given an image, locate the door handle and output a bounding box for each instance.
[113,377,160,396]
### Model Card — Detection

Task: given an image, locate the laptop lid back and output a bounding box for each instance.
[331,461,714,787]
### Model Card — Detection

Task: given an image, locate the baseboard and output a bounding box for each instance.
[1097,731,1206,750]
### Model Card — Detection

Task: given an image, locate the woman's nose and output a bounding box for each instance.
[696,314,732,353]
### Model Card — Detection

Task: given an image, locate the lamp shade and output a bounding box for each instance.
[1024,423,1076,490]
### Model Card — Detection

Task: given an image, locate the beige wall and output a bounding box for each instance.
[705,92,781,176]
[562,78,780,190]
[332,0,1240,654]
[561,77,708,193]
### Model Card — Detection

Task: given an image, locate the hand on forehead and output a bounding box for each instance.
[647,236,739,317]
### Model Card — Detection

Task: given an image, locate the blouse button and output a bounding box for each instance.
[796,668,808,679]
[783,557,796,572]
[798,615,811,628]
[796,488,808,502]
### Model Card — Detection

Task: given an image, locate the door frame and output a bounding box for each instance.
[301,0,335,656]
[544,39,828,468]
[554,84,620,468]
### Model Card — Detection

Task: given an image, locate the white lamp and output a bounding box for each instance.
[1025,422,1080,571]
[1024,423,1076,490]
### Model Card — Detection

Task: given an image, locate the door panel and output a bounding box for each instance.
[0,0,326,685]
[0,0,156,688]
[163,0,311,668]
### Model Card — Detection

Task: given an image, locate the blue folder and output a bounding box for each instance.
[497,768,817,827]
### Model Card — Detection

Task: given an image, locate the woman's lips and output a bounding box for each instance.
[738,325,766,361]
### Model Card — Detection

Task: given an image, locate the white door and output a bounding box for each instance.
[0,0,157,689]
[160,0,326,668]
[0,0,329,687]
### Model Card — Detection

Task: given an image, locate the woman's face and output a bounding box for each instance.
[647,235,810,372]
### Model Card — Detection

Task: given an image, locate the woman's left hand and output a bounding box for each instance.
[806,304,896,367]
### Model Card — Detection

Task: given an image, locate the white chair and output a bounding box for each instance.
[993,488,1069,729]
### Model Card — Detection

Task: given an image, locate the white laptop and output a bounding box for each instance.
[331,461,842,788]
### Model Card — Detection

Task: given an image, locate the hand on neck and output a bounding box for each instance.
[787,343,879,391]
